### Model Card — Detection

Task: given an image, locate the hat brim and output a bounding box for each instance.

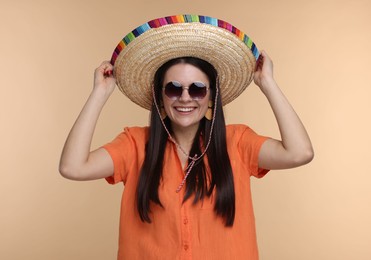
[112,15,259,110]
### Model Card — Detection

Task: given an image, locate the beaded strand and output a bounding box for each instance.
[152,80,219,192]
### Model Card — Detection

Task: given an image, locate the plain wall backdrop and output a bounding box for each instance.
[1,0,370,259]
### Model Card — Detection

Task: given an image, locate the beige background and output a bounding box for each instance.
[1,0,370,259]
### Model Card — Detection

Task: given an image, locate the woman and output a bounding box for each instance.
[60,15,313,260]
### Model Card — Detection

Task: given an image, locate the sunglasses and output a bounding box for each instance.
[163,81,209,100]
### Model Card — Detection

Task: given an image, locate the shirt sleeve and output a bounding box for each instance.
[102,127,147,184]
[235,125,270,178]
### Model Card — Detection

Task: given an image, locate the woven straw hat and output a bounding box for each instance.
[111,14,259,110]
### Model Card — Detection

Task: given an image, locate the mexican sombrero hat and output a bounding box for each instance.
[111,14,259,110]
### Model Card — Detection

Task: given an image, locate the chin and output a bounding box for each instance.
[171,120,201,130]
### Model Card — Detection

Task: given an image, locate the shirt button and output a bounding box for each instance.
[183,218,188,225]
[184,245,189,250]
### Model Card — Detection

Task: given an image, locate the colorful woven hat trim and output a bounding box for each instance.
[111,14,259,65]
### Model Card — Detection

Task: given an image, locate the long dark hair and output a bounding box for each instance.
[136,57,235,226]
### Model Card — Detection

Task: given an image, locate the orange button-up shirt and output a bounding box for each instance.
[104,124,269,260]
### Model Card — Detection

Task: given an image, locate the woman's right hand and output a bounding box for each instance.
[93,61,116,98]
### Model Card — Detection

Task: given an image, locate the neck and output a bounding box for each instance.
[171,123,200,154]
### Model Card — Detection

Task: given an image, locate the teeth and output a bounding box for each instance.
[176,107,194,112]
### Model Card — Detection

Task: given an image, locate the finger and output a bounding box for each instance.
[99,60,112,66]
[103,69,113,77]
[260,50,273,65]
[255,54,264,71]
[98,61,114,77]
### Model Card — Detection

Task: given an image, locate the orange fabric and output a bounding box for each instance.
[103,124,269,260]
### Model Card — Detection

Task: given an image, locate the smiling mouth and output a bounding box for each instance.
[175,107,196,112]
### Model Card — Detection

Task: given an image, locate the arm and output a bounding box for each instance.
[59,61,116,180]
[254,51,314,170]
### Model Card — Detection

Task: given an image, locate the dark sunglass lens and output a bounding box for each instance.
[189,82,207,99]
[165,81,182,99]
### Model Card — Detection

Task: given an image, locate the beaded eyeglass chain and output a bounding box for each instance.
[152,79,219,192]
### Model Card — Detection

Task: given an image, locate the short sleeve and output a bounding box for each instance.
[102,127,147,184]
[232,125,270,178]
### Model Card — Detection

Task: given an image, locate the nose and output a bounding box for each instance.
[178,88,192,102]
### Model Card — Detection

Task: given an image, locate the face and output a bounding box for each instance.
[162,63,211,132]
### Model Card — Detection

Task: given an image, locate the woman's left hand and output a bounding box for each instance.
[253,50,275,93]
